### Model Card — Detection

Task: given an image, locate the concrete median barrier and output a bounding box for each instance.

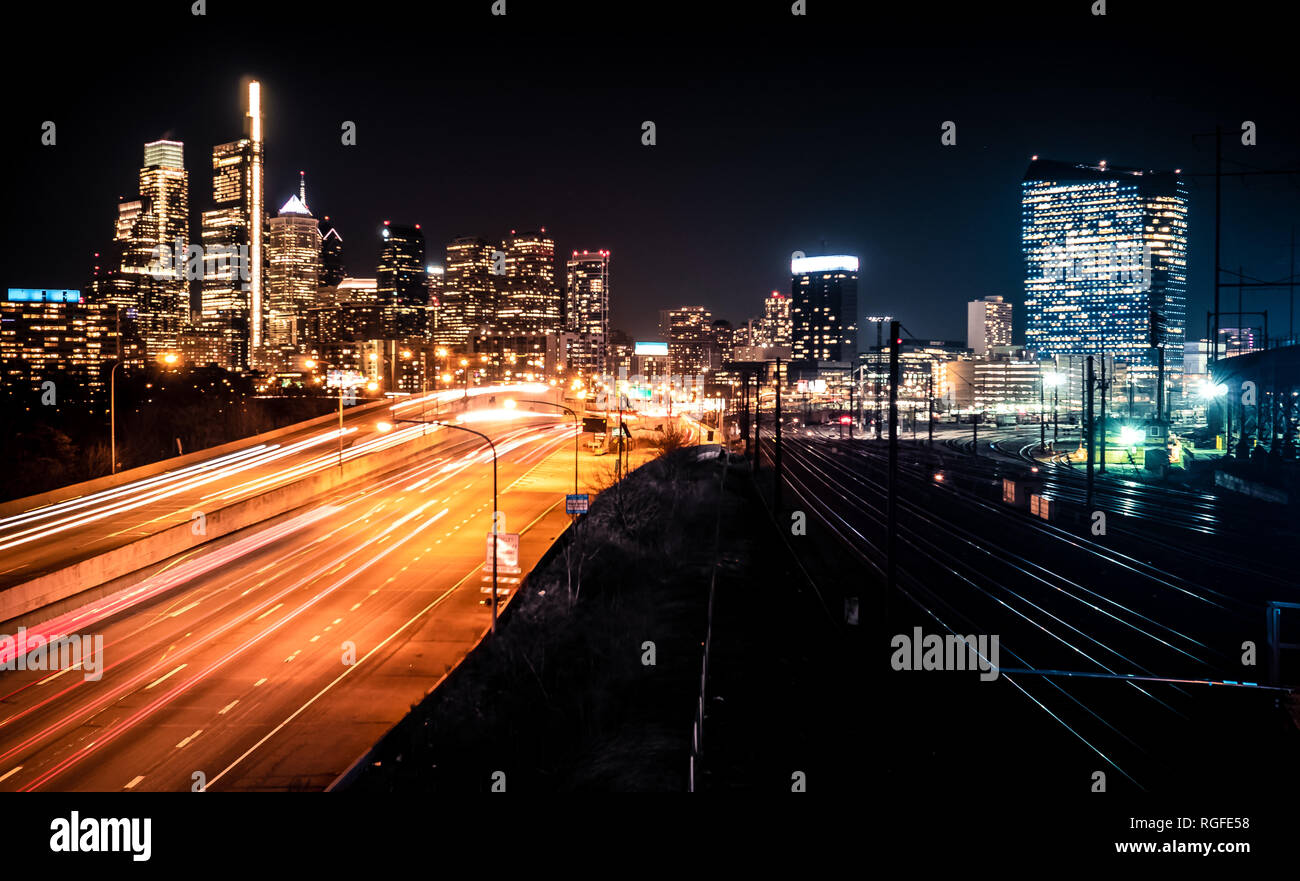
[0,425,449,625]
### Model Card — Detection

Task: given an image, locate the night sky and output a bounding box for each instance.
[8,1,1297,346]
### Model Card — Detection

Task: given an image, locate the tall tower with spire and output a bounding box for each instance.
[267,171,320,349]
[196,80,265,371]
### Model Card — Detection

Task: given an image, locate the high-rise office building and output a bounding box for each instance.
[89,200,150,326]
[440,236,498,348]
[1,289,119,406]
[789,254,859,369]
[88,141,189,359]
[565,250,610,374]
[662,306,716,376]
[198,81,264,369]
[753,290,792,348]
[498,229,560,337]
[318,216,345,287]
[266,173,320,349]
[136,140,189,353]
[199,137,253,319]
[1022,158,1188,396]
[967,295,1012,356]
[377,222,427,337]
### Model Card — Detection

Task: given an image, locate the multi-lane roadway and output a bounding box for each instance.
[0,400,586,791]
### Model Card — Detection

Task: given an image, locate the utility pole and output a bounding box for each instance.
[741,368,750,457]
[848,371,854,440]
[752,370,760,470]
[886,321,900,609]
[1086,356,1095,508]
[875,322,883,439]
[927,372,934,444]
[865,316,893,438]
[774,358,783,506]
[1039,372,1046,450]
[1052,368,1059,446]
[110,306,121,475]
[1213,124,1222,368]
[1099,356,1107,473]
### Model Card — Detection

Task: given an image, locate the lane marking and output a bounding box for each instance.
[254,603,284,622]
[168,601,200,618]
[146,664,186,690]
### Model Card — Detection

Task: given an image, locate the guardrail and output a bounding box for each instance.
[0,420,455,627]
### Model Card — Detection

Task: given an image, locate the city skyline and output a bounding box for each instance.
[10,7,1297,347]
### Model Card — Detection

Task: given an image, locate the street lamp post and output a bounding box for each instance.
[110,361,121,474]
[517,399,580,498]
[431,420,500,633]
[110,305,122,475]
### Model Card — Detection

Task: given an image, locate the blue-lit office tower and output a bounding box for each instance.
[1022,159,1188,401]
[789,255,859,373]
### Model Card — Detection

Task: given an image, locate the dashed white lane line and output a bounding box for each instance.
[175,729,203,749]
[218,700,239,715]
[254,602,284,622]
[168,600,200,618]
[146,664,186,690]
[253,677,268,687]
[309,635,320,643]
[124,775,144,789]
[0,766,22,784]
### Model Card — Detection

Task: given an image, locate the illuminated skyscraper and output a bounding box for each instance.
[663,306,716,376]
[198,81,264,370]
[266,173,320,349]
[200,138,252,319]
[89,200,150,324]
[1,289,119,406]
[377,222,427,337]
[967,295,1012,356]
[440,235,498,347]
[1022,158,1188,395]
[88,141,189,359]
[789,254,859,368]
[498,229,560,336]
[136,140,189,353]
[753,290,792,348]
[565,249,610,374]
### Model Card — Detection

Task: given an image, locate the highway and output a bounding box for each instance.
[0,412,586,791]
[0,384,545,592]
